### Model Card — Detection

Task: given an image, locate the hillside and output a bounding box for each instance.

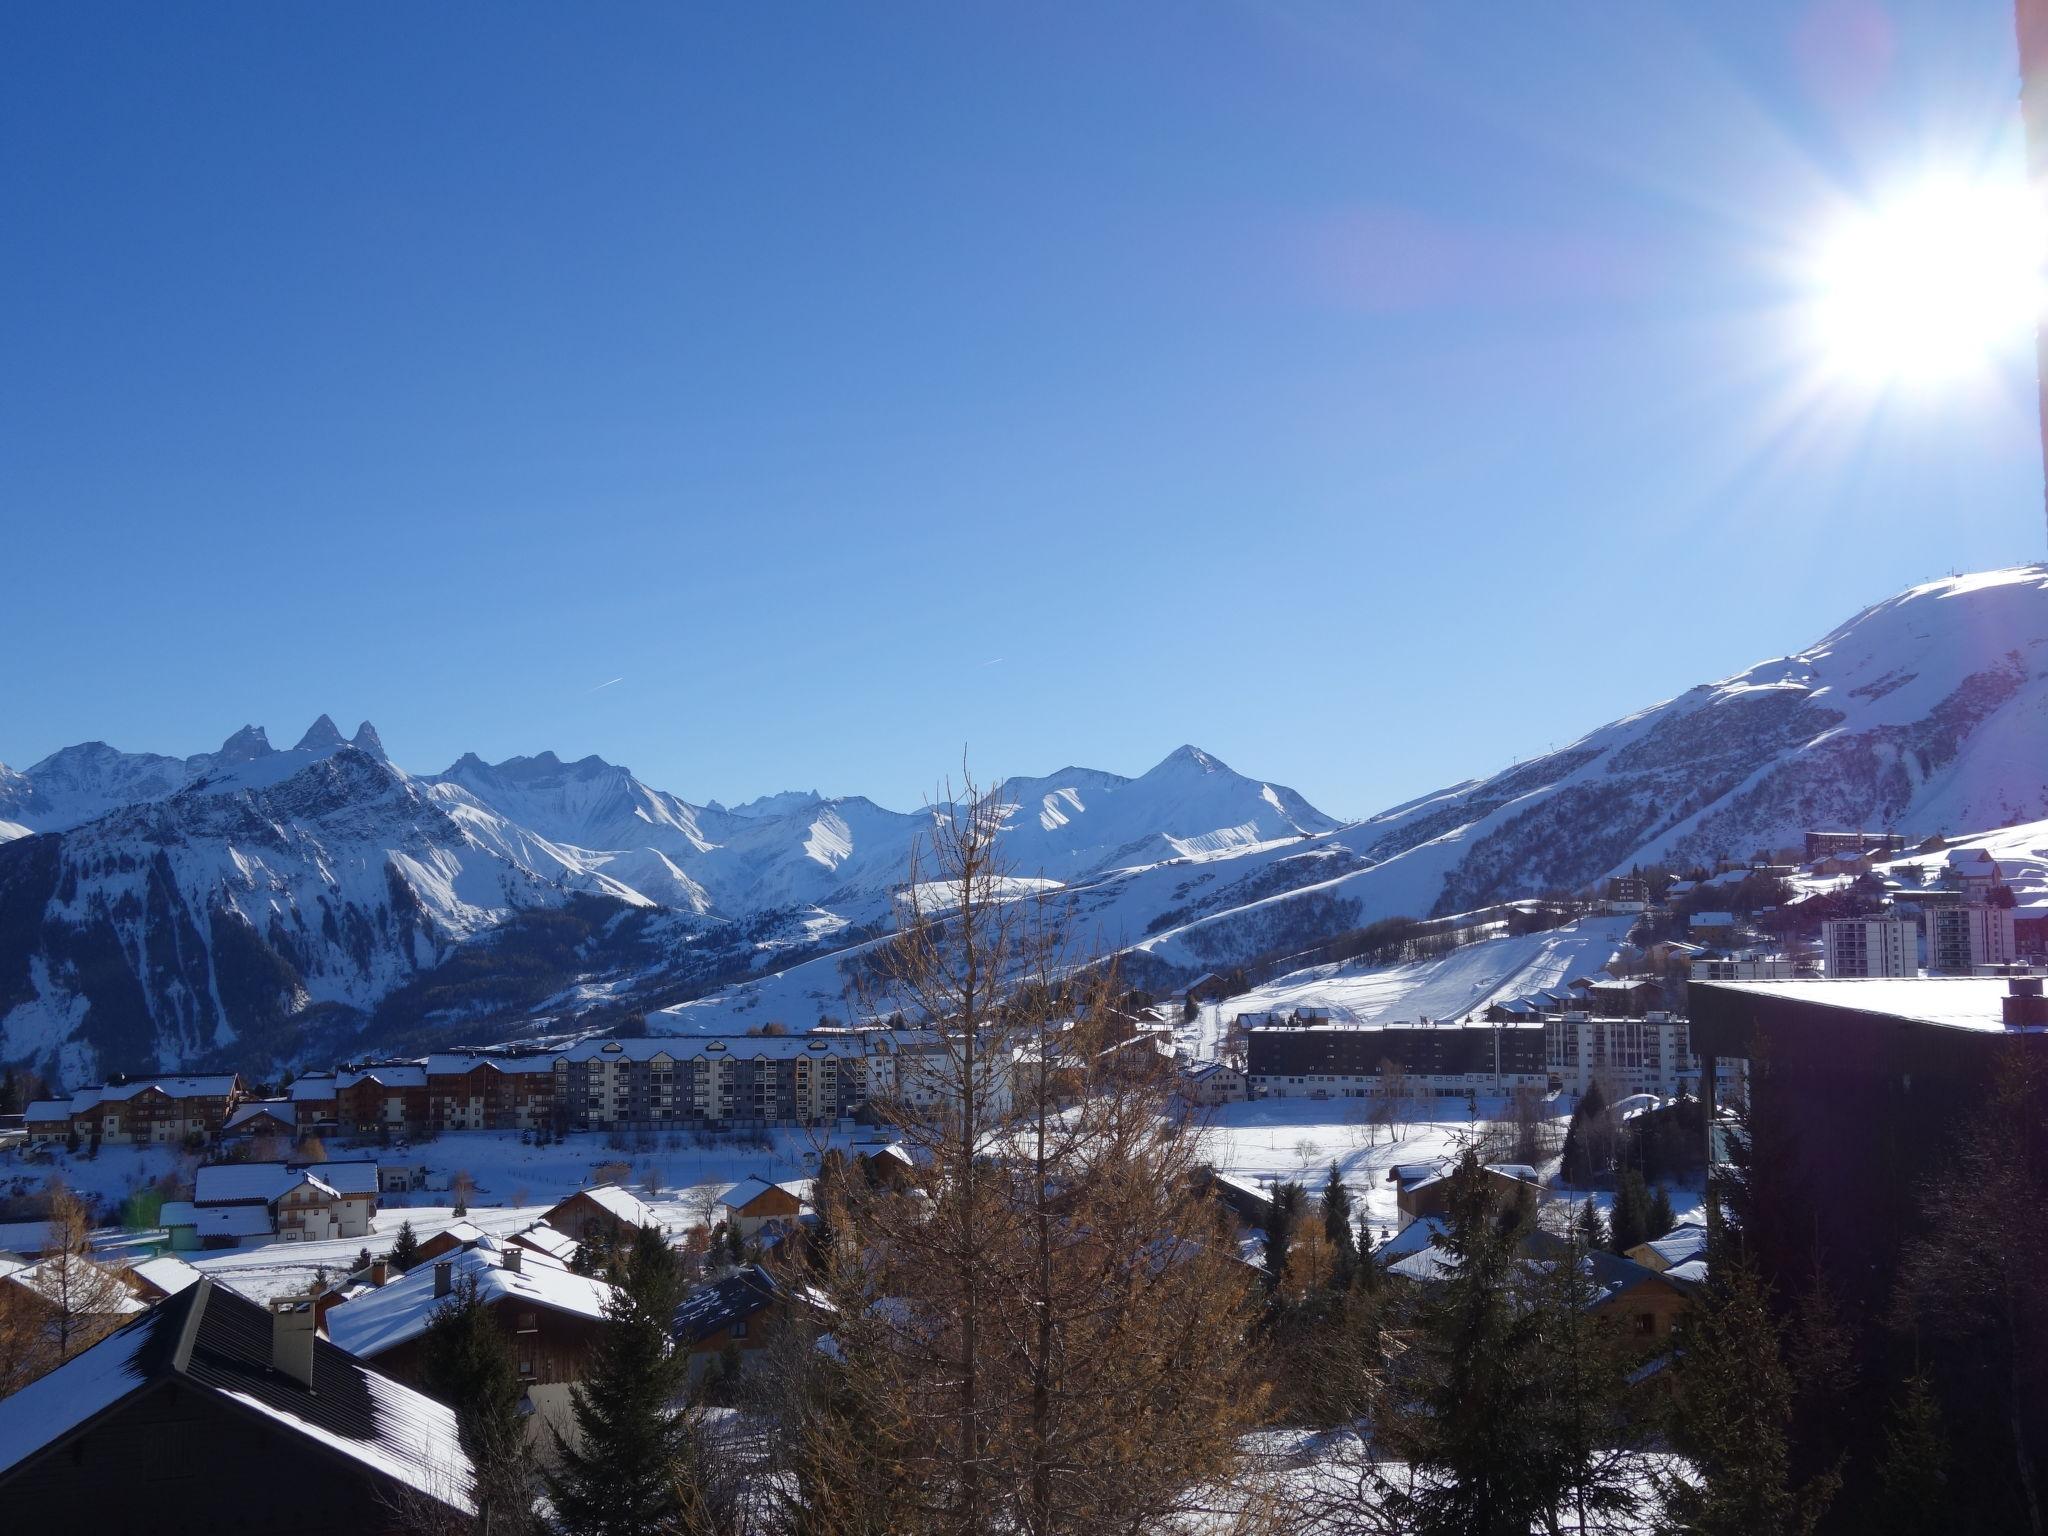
[3,565,2046,1075]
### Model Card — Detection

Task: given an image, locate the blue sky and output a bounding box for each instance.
[2,2,2040,817]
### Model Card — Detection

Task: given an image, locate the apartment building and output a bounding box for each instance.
[1540,1012,1739,1098]
[1925,903,2018,974]
[1822,915,1919,978]
[23,1075,243,1146]
[1246,1018,1547,1099]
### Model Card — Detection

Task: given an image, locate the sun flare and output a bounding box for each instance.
[1804,177,2047,389]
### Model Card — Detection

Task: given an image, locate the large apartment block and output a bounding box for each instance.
[1246,1019,1547,1099]
[1924,903,2018,974]
[24,1075,243,1146]
[1822,916,1919,978]
[1540,1012,1738,1098]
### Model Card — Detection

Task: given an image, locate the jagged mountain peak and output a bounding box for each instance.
[350,721,387,760]
[215,724,273,763]
[293,714,347,753]
[1150,743,1228,776]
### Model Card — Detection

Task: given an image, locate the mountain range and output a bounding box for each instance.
[4,564,2046,1080]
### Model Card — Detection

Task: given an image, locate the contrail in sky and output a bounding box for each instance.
[590,677,625,692]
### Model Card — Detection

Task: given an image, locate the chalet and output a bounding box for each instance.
[855,1142,918,1188]
[119,1254,203,1303]
[1625,1219,1709,1274]
[326,1245,616,1453]
[0,1279,474,1533]
[1586,976,1663,1016]
[1199,1168,1276,1227]
[1686,912,1740,944]
[671,1263,783,1379]
[413,1219,491,1265]
[218,1099,297,1140]
[160,1159,380,1250]
[1393,1162,1539,1232]
[1183,973,1235,1011]
[717,1176,806,1239]
[543,1183,661,1244]
[506,1220,581,1267]
[1179,1060,1247,1106]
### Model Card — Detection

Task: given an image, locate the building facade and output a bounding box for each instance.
[1821,915,1918,978]
[1924,903,2018,974]
[1246,1019,1547,1099]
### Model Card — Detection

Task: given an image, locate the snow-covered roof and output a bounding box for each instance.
[326,1247,617,1360]
[1695,976,2043,1034]
[0,1279,474,1511]
[509,1222,580,1262]
[553,1034,873,1064]
[423,1052,557,1076]
[717,1175,806,1212]
[223,1099,294,1130]
[5,1260,148,1317]
[1374,1217,1449,1265]
[0,1219,59,1256]
[288,1074,337,1101]
[671,1265,779,1345]
[551,1183,660,1229]
[96,1075,238,1102]
[159,1203,275,1239]
[1637,1222,1709,1269]
[23,1100,74,1124]
[338,1064,428,1089]
[124,1255,203,1297]
[1688,912,1738,927]
[192,1159,378,1206]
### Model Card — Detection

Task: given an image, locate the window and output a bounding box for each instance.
[732,1320,748,1339]
[1634,1313,1656,1337]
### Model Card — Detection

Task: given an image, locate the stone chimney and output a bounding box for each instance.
[503,1244,523,1274]
[270,1297,317,1390]
[433,1259,453,1298]
[368,1259,389,1287]
[2004,975,2048,1028]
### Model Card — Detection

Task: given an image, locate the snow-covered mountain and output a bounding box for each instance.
[5,564,2046,1075]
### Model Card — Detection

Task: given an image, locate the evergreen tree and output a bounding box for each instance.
[1263,1181,1304,1290]
[388,1219,422,1273]
[353,1246,373,1276]
[1382,1151,1554,1536]
[1321,1163,1357,1290]
[1559,1081,1610,1187]
[1646,1183,1675,1242]
[1659,1253,1838,1536]
[1610,1168,1651,1255]
[1873,1373,1948,1536]
[547,1262,711,1535]
[1575,1196,1608,1251]
[418,1273,535,1532]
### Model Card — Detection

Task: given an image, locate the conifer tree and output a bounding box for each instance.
[547,1259,711,1536]
[1560,1081,1609,1187]
[1322,1163,1357,1289]
[1873,1373,1949,1536]
[1646,1182,1675,1242]
[419,1273,535,1532]
[1609,1168,1651,1255]
[388,1218,422,1273]
[1658,1252,1837,1536]
[1264,1181,1304,1291]
[1381,1151,1553,1536]
[1575,1195,1607,1252]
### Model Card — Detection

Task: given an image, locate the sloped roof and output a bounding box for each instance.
[124,1255,203,1298]
[508,1222,580,1262]
[223,1100,295,1130]
[717,1175,804,1212]
[159,1203,275,1239]
[1637,1221,1709,1269]
[671,1265,779,1345]
[192,1160,379,1206]
[326,1247,617,1360]
[0,1279,473,1511]
[96,1075,238,1103]
[551,1183,659,1229]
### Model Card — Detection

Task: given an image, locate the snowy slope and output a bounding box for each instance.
[0,748,577,1079]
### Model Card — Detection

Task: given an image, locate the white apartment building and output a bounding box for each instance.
[1541,1012,1739,1098]
[1821,915,1918,978]
[1925,903,2017,974]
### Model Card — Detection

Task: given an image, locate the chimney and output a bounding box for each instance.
[433,1259,453,1298]
[503,1244,523,1274]
[2004,975,2048,1028]
[270,1297,317,1390]
[368,1259,389,1287]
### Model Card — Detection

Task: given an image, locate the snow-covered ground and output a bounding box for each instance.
[1174,914,1633,1062]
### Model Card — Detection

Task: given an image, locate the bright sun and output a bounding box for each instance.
[1805,177,2048,389]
